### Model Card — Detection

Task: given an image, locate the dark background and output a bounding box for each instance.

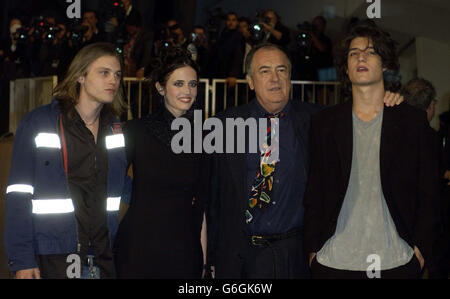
[0,0,197,39]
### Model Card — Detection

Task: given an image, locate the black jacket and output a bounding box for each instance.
[130,28,154,71]
[303,100,440,264]
[207,99,322,278]
[215,29,245,78]
[266,22,291,48]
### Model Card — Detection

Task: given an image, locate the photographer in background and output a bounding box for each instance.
[123,13,153,79]
[295,16,333,81]
[1,17,31,135]
[310,16,334,80]
[166,19,197,61]
[260,9,290,49]
[0,18,31,79]
[29,15,61,76]
[215,12,245,90]
[122,13,153,119]
[192,25,211,78]
[107,0,142,48]
[109,0,141,31]
[81,11,106,46]
[238,17,254,74]
[41,22,73,79]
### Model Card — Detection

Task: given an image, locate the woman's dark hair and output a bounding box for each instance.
[148,47,199,91]
[335,19,400,97]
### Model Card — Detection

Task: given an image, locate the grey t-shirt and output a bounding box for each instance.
[316,109,414,271]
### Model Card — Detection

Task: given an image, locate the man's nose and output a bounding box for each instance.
[269,70,280,82]
[357,51,368,61]
[109,74,119,85]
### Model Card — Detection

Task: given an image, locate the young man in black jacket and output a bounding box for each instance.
[304,21,440,279]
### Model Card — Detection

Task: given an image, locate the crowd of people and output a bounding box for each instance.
[0,4,341,131]
[3,14,450,280]
[0,6,336,80]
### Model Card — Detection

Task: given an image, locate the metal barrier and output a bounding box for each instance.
[209,79,341,116]
[9,76,58,134]
[199,79,210,119]
[123,77,145,120]
[8,76,339,131]
[123,78,210,120]
[290,80,341,106]
[211,79,250,117]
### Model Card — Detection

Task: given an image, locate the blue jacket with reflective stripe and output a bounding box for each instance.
[4,100,131,272]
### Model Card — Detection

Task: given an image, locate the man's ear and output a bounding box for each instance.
[156,82,165,96]
[246,74,254,91]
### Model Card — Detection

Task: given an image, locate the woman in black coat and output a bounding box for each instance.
[114,47,208,278]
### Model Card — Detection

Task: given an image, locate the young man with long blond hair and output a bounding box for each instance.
[4,43,130,279]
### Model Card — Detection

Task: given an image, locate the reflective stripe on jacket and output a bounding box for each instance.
[4,100,130,272]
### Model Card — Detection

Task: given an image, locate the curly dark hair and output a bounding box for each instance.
[148,47,199,92]
[335,19,400,97]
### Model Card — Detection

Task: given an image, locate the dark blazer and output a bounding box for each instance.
[303,100,440,264]
[131,28,154,71]
[208,99,322,278]
[266,22,291,48]
[215,29,245,78]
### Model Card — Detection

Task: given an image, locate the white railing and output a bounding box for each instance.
[8,77,340,132]
[123,77,145,120]
[210,79,250,117]
[123,78,341,119]
[209,79,341,117]
[199,78,210,119]
[290,80,341,105]
[123,78,210,120]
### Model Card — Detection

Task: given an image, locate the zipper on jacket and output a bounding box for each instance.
[58,113,81,254]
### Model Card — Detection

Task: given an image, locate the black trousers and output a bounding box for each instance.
[37,254,115,279]
[241,233,310,279]
[37,254,78,279]
[310,255,423,279]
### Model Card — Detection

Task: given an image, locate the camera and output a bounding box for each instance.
[114,28,130,55]
[70,24,88,40]
[295,21,313,58]
[64,20,89,49]
[248,11,271,45]
[45,26,61,41]
[109,0,125,19]
[190,32,198,43]
[205,7,224,45]
[13,27,30,44]
[27,16,52,41]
